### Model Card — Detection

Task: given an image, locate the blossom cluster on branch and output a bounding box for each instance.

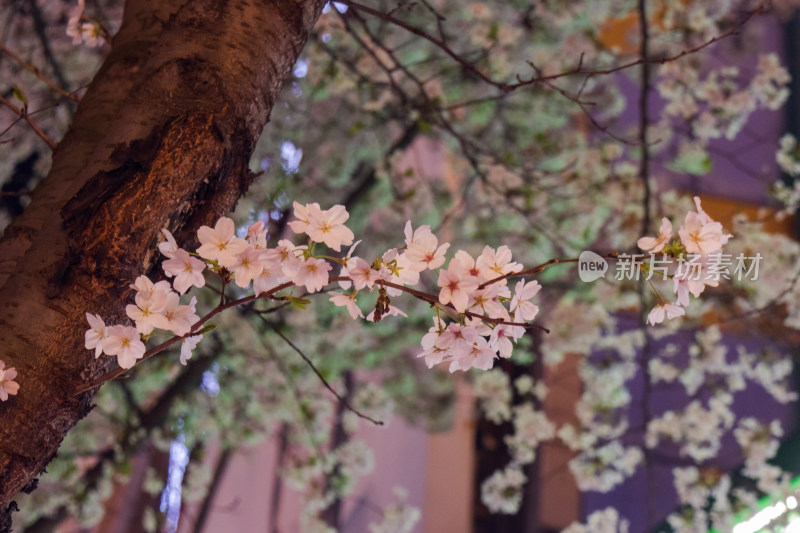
[44,197,711,395]
[80,201,550,378]
[637,196,733,325]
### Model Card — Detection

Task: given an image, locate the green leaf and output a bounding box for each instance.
[289,296,311,309]
[197,323,217,335]
[11,85,27,107]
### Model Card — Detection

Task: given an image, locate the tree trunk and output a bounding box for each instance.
[0,0,325,525]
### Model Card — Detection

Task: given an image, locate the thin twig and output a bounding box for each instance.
[342,0,763,95]
[269,324,384,426]
[0,94,56,149]
[0,44,81,102]
[27,0,70,89]
[638,0,652,237]
[477,252,621,289]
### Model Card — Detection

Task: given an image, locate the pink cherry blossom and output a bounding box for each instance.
[329,291,364,320]
[403,221,449,271]
[103,325,146,369]
[438,258,480,312]
[287,201,320,235]
[266,239,303,279]
[417,319,449,368]
[126,277,171,335]
[180,335,203,365]
[449,339,496,372]
[229,247,265,289]
[647,302,686,326]
[0,360,19,401]
[489,324,523,359]
[162,294,199,336]
[348,258,381,290]
[162,248,206,294]
[335,243,361,291]
[469,284,511,320]
[381,251,420,296]
[454,250,485,280]
[678,198,732,254]
[246,220,268,249]
[476,245,521,283]
[510,280,541,322]
[435,323,481,353]
[307,204,355,251]
[253,255,287,296]
[158,228,178,258]
[130,275,172,299]
[292,257,331,293]
[673,278,691,307]
[638,217,673,253]
[291,202,355,251]
[196,217,248,268]
[678,212,725,254]
[85,313,108,357]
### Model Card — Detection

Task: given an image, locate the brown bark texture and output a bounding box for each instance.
[0,0,325,526]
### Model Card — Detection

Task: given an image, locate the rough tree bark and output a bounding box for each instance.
[0,0,326,527]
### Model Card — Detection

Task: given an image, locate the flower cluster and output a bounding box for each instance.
[81,202,545,375]
[480,465,527,514]
[82,199,732,380]
[562,507,629,533]
[777,133,800,176]
[417,275,539,372]
[66,0,104,47]
[657,53,789,144]
[637,196,733,325]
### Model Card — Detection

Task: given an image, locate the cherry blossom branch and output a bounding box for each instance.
[75,194,733,402]
[75,282,293,394]
[77,257,561,394]
[477,252,621,289]
[366,278,551,333]
[0,44,82,103]
[0,94,57,150]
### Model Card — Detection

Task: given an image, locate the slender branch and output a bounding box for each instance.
[0,44,81,102]
[477,252,621,289]
[244,302,385,426]
[0,95,56,149]
[525,61,638,145]
[269,324,384,426]
[637,0,655,525]
[341,0,763,96]
[638,0,652,237]
[340,0,505,90]
[26,0,70,89]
